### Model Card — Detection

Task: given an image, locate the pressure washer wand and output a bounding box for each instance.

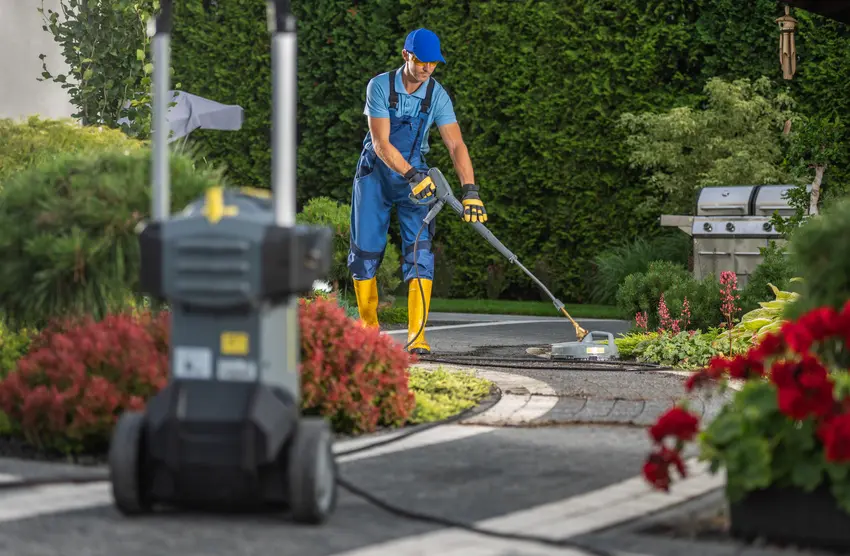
[425,169,589,341]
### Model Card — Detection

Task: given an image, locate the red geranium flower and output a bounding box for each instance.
[818,413,850,463]
[750,331,785,361]
[643,446,687,491]
[796,306,841,343]
[781,321,815,354]
[771,355,836,420]
[726,352,765,380]
[649,406,700,443]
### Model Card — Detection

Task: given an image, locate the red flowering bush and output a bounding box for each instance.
[298,296,416,434]
[0,311,169,455]
[0,296,415,454]
[642,301,850,514]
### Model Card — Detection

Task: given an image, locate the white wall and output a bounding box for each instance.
[0,0,75,121]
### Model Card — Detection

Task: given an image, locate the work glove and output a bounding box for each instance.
[461,184,487,223]
[404,167,436,202]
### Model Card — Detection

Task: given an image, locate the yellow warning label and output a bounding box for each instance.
[221,332,250,355]
[585,346,605,355]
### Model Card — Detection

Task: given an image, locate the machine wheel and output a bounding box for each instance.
[287,416,338,524]
[108,411,152,516]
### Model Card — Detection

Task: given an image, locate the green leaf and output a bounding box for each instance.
[758,300,786,310]
[144,63,153,74]
[790,458,824,492]
[740,317,773,331]
[831,481,850,516]
[136,49,145,61]
[724,436,773,498]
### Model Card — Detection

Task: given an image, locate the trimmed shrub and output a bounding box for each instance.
[0,147,220,328]
[616,261,694,329]
[0,296,417,454]
[0,116,144,187]
[297,196,402,296]
[738,241,800,312]
[617,260,724,332]
[588,234,691,305]
[0,312,169,455]
[785,195,850,321]
[299,297,415,434]
[663,274,724,332]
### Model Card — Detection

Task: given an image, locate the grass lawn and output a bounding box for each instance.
[391,296,624,320]
[339,291,622,321]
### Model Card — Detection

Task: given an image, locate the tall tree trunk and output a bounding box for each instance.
[809,165,825,216]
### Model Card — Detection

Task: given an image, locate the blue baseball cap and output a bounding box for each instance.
[403,28,446,64]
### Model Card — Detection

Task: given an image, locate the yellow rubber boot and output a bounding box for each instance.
[353,278,379,328]
[407,278,432,354]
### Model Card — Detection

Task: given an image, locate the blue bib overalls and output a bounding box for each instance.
[347,70,437,284]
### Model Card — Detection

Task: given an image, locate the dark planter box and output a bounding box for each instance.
[729,482,850,552]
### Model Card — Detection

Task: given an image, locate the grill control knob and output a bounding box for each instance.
[763,222,773,232]
[726,222,735,232]
[703,222,712,232]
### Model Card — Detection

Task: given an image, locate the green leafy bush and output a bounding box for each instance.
[407,367,493,424]
[37,0,161,138]
[0,117,144,187]
[297,196,402,296]
[663,274,724,332]
[739,242,799,312]
[630,329,736,370]
[785,195,850,321]
[614,331,660,359]
[617,261,722,331]
[617,261,693,329]
[0,320,36,436]
[0,321,36,380]
[587,234,690,305]
[0,148,220,328]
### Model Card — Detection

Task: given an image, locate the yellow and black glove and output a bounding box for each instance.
[461,184,487,223]
[404,168,436,202]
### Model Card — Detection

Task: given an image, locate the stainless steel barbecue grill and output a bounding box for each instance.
[660,184,809,288]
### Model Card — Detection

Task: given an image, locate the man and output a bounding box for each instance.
[347,28,487,355]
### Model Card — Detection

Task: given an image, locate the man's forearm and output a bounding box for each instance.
[374,140,413,176]
[448,142,475,185]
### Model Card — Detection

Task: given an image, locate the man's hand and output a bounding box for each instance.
[461,184,487,222]
[405,168,436,201]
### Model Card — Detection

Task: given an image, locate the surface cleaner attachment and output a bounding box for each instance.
[107,0,337,524]
[551,331,620,361]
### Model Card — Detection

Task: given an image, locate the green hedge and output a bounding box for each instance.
[162,0,850,302]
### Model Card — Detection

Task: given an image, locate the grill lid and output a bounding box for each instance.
[752,184,811,217]
[696,186,755,216]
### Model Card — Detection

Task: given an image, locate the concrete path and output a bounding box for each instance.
[0,315,810,555]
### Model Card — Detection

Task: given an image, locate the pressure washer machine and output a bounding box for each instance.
[107,0,338,524]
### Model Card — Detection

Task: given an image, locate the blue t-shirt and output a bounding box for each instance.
[362,67,457,156]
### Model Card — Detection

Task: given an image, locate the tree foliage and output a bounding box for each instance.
[37,0,166,138]
[619,77,800,217]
